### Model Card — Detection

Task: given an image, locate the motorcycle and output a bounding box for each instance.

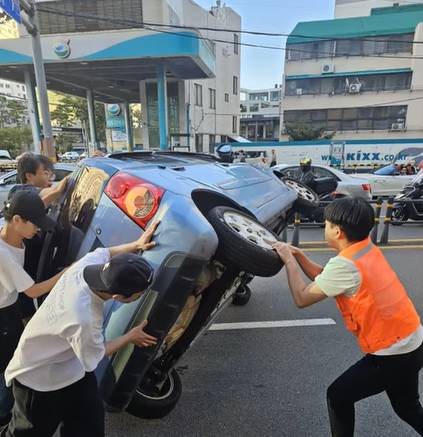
[392,171,423,225]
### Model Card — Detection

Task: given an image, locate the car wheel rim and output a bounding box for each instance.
[284,179,316,202]
[136,374,175,401]
[222,211,276,249]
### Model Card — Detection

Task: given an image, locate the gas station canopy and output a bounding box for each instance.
[0,29,216,102]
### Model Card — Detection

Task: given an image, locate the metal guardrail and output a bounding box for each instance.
[288,197,423,248]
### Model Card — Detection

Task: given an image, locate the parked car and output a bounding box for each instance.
[272,164,372,200]
[350,164,415,197]
[0,163,75,206]
[61,151,80,161]
[0,155,17,172]
[33,151,299,420]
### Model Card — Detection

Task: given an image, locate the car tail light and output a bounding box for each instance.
[105,172,164,229]
[362,184,371,192]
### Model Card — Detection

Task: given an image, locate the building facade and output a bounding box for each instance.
[240,85,282,141]
[23,0,241,153]
[335,0,422,19]
[281,3,423,142]
[0,13,27,101]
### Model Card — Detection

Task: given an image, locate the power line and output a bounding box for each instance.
[33,6,423,60]
[37,4,423,46]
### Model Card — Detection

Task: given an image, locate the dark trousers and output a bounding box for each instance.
[327,341,423,437]
[0,373,104,437]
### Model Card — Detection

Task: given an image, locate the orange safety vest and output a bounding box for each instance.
[336,238,420,354]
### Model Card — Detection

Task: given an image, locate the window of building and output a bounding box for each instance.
[209,88,216,110]
[286,33,413,61]
[225,93,229,103]
[285,72,412,96]
[240,104,247,113]
[195,133,203,152]
[194,83,203,107]
[209,134,216,153]
[5,84,10,89]
[22,94,27,99]
[250,104,259,112]
[249,92,268,101]
[270,90,280,101]
[284,105,407,131]
[232,116,238,134]
[234,33,239,55]
[0,84,3,88]
[233,76,238,95]
[37,0,144,34]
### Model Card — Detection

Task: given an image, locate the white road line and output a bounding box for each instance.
[209,318,336,331]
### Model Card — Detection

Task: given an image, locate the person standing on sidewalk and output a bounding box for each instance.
[272,197,423,436]
[0,192,65,424]
[0,222,160,437]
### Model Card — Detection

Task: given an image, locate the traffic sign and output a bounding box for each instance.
[0,0,21,24]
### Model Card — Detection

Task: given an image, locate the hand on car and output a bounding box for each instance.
[129,320,158,348]
[272,242,296,264]
[55,175,69,194]
[136,221,160,251]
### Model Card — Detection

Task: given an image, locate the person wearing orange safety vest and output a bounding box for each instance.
[272,197,423,437]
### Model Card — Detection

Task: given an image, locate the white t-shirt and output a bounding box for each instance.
[0,235,34,309]
[5,248,111,391]
[315,255,423,356]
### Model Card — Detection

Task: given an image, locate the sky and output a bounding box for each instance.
[195,0,335,90]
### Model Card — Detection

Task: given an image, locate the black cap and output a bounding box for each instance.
[83,253,154,297]
[3,191,56,231]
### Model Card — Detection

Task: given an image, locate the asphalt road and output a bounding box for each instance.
[105,225,423,437]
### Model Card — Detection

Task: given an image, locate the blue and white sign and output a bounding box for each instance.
[0,0,21,24]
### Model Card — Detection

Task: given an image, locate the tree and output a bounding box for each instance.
[285,124,335,141]
[0,97,28,128]
[131,105,143,128]
[50,94,106,143]
[0,128,32,157]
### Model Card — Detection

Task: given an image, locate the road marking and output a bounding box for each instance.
[210,318,336,331]
[303,245,423,252]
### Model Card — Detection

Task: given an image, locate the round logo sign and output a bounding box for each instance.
[107,104,122,117]
[54,40,71,59]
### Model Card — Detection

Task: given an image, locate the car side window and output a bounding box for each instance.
[66,166,110,235]
[4,174,17,185]
[54,169,71,182]
[280,167,301,179]
[312,167,340,181]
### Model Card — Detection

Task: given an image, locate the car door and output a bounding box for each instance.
[0,172,17,206]
[277,166,302,180]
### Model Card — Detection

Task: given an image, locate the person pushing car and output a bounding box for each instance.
[272,198,423,436]
[0,221,160,437]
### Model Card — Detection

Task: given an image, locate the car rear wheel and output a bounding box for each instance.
[207,206,283,277]
[392,207,408,226]
[232,285,252,306]
[282,178,320,215]
[126,369,182,419]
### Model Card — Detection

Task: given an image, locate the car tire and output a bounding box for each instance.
[207,206,283,277]
[282,178,320,215]
[392,207,408,226]
[232,285,252,306]
[126,369,182,419]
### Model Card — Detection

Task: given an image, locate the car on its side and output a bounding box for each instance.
[0,163,75,206]
[272,163,372,200]
[34,151,298,420]
[350,164,415,197]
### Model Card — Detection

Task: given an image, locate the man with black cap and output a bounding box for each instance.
[0,191,66,424]
[0,221,159,437]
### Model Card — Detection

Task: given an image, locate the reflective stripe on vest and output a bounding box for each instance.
[336,238,420,354]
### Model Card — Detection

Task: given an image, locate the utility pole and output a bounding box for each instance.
[20,0,56,160]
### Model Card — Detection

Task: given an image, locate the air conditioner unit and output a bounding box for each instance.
[296,88,303,96]
[321,64,335,74]
[391,122,405,131]
[348,83,362,94]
